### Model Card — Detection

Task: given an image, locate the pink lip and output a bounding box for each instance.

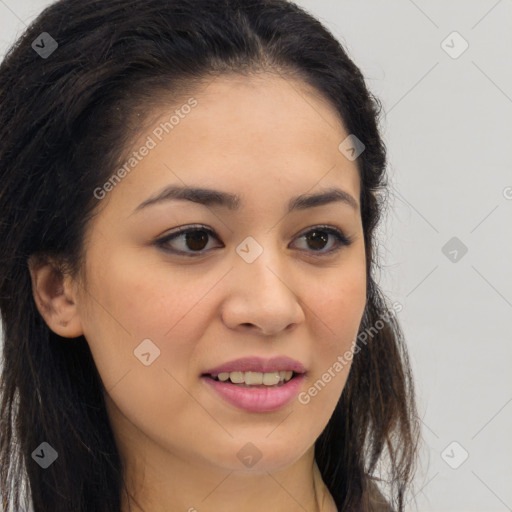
[203,356,306,377]
[202,373,306,412]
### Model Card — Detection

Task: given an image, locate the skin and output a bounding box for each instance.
[29,73,367,512]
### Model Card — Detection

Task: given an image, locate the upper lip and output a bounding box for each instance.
[203,356,307,377]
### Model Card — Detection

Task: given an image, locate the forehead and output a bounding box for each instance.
[97,73,361,216]
[182,73,348,150]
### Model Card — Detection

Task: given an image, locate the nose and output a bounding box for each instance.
[220,246,305,336]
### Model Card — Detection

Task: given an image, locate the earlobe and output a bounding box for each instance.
[27,255,84,338]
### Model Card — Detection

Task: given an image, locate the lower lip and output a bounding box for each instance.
[202,374,306,412]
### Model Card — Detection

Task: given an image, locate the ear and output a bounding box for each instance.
[27,255,84,338]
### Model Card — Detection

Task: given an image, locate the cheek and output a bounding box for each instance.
[78,251,219,390]
[300,261,366,414]
[314,263,367,352]
[77,261,216,452]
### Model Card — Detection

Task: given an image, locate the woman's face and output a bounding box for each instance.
[73,74,366,475]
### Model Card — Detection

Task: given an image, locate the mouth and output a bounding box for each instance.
[201,356,307,412]
[201,371,306,412]
[202,370,299,388]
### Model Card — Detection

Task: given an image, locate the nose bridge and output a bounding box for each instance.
[235,234,291,297]
[221,233,304,333]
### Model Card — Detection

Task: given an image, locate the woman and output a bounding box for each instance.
[0,1,420,511]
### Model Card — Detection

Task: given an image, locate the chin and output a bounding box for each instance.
[207,439,309,474]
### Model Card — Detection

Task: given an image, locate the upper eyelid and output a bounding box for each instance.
[157,224,346,240]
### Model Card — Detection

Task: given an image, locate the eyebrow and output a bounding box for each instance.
[132,184,359,214]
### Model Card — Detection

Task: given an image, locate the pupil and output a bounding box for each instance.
[307,231,327,250]
[186,231,208,250]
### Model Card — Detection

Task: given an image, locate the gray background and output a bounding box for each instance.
[1,1,511,511]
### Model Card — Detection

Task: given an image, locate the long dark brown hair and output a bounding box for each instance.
[0,1,420,510]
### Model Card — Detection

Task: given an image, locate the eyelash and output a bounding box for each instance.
[155,224,353,258]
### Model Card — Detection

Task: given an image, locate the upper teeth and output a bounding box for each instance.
[216,371,294,385]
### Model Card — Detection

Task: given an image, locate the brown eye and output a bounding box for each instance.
[156,224,352,258]
[305,230,329,250]
[291,226,352,254]
[184,230,209,251]
[156,226,222,256]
